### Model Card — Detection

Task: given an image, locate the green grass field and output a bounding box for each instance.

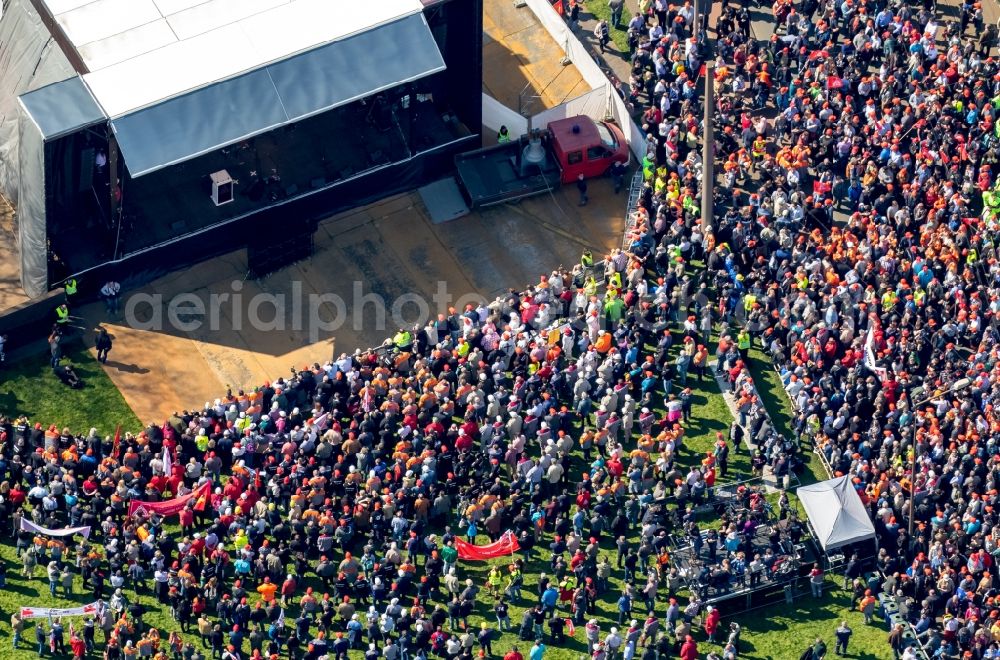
[0,339,140,437]
[746,346,829,486]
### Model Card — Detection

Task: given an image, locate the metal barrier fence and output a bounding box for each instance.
[766,361,836,479]
[621,170,644,250]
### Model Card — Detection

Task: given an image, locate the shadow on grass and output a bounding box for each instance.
[745,357,794,440]
[0,388,22,412]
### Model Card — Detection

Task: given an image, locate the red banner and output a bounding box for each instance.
[128,481,210,518]
[455,530,520,560]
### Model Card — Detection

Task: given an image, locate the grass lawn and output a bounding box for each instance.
[666,365,747,483]
[0,540,179,659]
[579,1,631,54]
[746,347,828,486]
[736,576,888,660]
[0,339,140,437]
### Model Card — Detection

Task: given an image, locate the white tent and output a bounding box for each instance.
[797,476,876,552]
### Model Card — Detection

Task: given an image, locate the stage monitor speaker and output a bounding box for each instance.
[247,227,315,279]
[210,170,234,206]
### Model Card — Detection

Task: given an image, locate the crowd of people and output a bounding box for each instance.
[2,0,1000,659]
[618,0,1000,655]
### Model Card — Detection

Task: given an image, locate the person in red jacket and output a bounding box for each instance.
[704,605,721,643]
[679,634,698,660]
[504,647,524,660]
[70,632,86,660]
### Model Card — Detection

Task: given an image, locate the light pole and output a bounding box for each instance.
[906,377,972,540]
[701,62,715,233]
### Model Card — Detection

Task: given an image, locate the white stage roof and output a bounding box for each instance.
[110,13,446,177]
[41,0,425,117]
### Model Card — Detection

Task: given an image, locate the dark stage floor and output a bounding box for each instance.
[47,99,470,273]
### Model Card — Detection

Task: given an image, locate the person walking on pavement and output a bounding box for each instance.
[594,19,610,53]
[101,280,121,315]
[834,621,852,656]
[577,174,589,206]
[610,161,626,194]
[568,0,581,30]
[95,327,113,364]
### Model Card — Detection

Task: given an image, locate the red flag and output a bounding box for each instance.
[454,530,521,560]
[111,425,122,460]
[826,76,843,90]
[128,481,210,518]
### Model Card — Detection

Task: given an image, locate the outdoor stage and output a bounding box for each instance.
[665,480,821,612]
[49,96,472,279]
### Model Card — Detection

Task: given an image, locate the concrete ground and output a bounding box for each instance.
[483,1,590,112]
[79,178,627,423]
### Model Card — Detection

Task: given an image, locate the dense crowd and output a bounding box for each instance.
[2,1,1000,660]
[620,0,1000,656]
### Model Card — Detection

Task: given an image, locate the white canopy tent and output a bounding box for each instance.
[797,476,876,552]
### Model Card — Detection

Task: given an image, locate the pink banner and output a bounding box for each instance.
[128,481,210,518]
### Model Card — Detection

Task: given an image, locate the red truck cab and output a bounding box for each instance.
[547,116,629,184]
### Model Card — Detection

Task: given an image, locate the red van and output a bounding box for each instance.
[454,115,630,209]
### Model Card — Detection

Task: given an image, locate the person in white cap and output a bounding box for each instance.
[605,626,623,660]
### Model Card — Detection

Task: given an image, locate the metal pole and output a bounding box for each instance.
[907,424,916,541]
[700,62,715,233]
[109,131,120,230]
[692,0,700,40]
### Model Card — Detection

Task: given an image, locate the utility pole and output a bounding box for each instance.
[700,62,715,233]
[907,378,971,541]
[692,0,699,40]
